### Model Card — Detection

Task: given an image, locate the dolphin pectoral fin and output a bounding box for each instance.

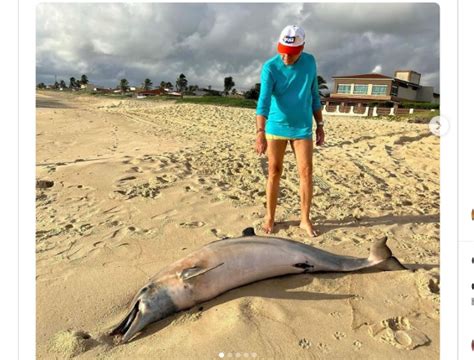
[180,262,224,280]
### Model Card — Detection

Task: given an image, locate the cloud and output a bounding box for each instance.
[372,65,382,73]
[36,3,440,92]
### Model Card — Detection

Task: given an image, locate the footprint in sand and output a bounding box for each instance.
[333,331,346,340]
[127,166,143,173]
[414,270,440,308]
[316,343,330,353]
[330,311,342,318]
[156,174,178,185]
[184,185,198,192]
[118,176,136,182]
[210,228,228,238]
[179,221,205,228]
[353,340,362,350]
[36,179,54,189]
[369,316,430,350]
[298,338,312,349]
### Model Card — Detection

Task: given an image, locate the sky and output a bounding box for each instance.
[36,3,440,92]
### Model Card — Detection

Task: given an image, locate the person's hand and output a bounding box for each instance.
[315,127,325,146]
[255,132,267,155]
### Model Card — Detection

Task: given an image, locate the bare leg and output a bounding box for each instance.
[292,138,317,237]
[263,140,287,234]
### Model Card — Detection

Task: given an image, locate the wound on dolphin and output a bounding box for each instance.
[109,227,406,343]
[293,262,315,273]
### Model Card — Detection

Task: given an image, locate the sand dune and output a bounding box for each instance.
[36,91,439,359]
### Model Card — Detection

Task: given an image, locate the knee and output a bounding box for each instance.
[268,163,283,180]
[299,165,313,181]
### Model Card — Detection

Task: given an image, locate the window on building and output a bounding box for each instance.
[390,84,399,96]
[353,84,369,95]
[337,84,351,94]
[372,85,388,95]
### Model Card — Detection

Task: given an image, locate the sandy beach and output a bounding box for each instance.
[36,91,440,359]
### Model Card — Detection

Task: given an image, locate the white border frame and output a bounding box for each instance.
[19,1,457,359]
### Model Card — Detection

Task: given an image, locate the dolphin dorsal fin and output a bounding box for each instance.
[242,227,256,237]
[180,262,224,281]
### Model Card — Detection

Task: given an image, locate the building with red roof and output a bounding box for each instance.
[328,70,439,106]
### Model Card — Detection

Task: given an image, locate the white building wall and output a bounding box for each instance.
[394,71,411,82]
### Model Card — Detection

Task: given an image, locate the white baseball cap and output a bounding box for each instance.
[277,25,305,54]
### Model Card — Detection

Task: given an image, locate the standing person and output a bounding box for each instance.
[255,25,325,237]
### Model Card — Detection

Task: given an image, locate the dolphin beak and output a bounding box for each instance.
[110,300,147,343]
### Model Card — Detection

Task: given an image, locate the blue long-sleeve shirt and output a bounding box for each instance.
[256,52,322,138]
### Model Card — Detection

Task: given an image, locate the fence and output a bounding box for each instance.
[321,104,436,117]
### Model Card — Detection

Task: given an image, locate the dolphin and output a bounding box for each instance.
[110,227,406,343]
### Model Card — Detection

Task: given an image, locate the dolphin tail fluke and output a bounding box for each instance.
[368,236,407,270]
[368,236,391,262]
[372,256,407,271]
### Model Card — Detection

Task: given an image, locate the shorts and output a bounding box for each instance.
[265,133,312,141]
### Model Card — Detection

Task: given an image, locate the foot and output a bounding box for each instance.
[299,220,317,237]
[262,218,275,234]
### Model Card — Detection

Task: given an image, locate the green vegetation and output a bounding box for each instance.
[80,74,89,86]
[176,74,188,98]
[119,78,129,92]
[224,76,235,95]
[398,101,440,110]
[69,77,78,89]
[379,109,440,123]
[143,78,153,90]
[244,83,260,100]
[318,75,328,97]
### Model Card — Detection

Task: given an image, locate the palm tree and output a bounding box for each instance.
[160,81,166,89]
[59,80,67,89]
[165,82,173,90]
[69,77,78,89]
[143,78,153,91]
[176,74,188,98]
[80,74,89,85]
[224,76,235,96]
[119,78,129,93]
[318,75,328,97]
